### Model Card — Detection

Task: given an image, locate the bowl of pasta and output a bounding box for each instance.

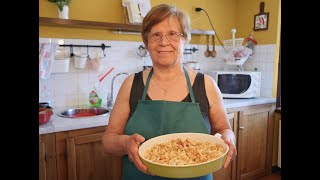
[138,133,229,178]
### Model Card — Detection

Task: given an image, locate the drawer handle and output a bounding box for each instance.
[239,126,245,130]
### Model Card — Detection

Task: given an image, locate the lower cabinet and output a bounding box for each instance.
[54,126,122,180]
[272,109,281,167]
[39,133,57,180]
[39,103,275,180]
[236,104,275,180]
[213,112,238,180]
[214,103,275,180]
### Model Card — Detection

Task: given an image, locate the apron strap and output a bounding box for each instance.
[142,66,196,103]
[142,68,153,100]
[183,66,196,103]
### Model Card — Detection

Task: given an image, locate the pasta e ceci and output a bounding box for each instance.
[143,138,225,165]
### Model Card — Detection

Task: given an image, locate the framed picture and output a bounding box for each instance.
[254,12,269,31]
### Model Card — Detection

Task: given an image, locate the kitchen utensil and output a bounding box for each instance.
[223,29,244,49]
[137,45,148,59]
[39,102,50,108]
[204,35,211,57]
[57,107,109,118]
[73,53,88,69]
[87,50,102,71]
[211,35,217,57]
[138,133,228,178]
[39,107,53,125]
[99,67,115,82]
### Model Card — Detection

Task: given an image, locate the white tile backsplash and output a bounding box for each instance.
[55,95,67,107]
[39,38,277,108]
[66,73,78,95]
[78,93,89,106]
[66,94,78,107]
[53,74,67,96]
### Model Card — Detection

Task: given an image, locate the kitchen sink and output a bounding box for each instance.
[57,107,109,118]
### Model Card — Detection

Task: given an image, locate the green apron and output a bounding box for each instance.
[122,66,212,180]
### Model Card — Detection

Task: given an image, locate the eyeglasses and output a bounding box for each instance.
[147,31,184,43]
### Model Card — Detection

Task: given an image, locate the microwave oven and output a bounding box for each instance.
[206,71,261,98]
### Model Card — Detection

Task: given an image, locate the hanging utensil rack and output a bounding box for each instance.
[59,43,111,57]
[183,47,199,54]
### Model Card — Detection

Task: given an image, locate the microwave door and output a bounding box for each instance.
[218,74,251,96]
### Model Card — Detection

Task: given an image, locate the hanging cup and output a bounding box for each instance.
[73,53,88,69]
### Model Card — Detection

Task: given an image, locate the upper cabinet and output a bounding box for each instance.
[39,17,215,35]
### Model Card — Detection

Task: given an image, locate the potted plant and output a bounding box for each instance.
[48,0,72,19]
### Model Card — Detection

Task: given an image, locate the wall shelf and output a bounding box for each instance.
[39,17,215,35]
[191,29,215,35]
[39,17,141,32]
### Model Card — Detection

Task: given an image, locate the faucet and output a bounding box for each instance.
[107,72,129,109]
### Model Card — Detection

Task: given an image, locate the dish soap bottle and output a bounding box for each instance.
[89,83,102,107]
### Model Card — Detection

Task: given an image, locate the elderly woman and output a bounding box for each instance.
[102,4,237,180]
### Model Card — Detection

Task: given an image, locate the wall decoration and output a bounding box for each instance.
[254,2,269,31]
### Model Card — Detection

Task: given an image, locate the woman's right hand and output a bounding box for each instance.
[125,133,153,175]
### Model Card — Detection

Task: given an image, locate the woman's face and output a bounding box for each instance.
[147,17,186,67]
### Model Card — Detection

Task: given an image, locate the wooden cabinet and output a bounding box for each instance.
[39,103,275,180]
[214,112,238,180]
[39,133,57,180]
[214,103,275,180]
[66,133,113,180]
[224,103,275,180]
[236,104,275,180]
[272,108,281,166]
[55,126,122,180]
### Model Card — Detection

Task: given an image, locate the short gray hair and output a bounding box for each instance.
[141,4,191,47]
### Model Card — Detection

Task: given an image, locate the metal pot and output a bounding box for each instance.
[39,107,53,125]
[39,102,50,108]
[137,45,148,58]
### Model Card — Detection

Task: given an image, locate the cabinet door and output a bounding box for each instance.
[213,112,237,180]
[237,105,273,180]
[66,133,119,180]
[39,134,57,180]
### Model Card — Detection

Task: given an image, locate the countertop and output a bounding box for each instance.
[222,97,276,109]
[39,97,276,135]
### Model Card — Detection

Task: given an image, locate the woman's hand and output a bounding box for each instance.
[125,133,153,175]
[221,136,237,168]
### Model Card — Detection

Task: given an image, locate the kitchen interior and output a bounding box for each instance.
[39,0,281,180]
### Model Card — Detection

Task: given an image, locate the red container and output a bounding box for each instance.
[39,107,53,125]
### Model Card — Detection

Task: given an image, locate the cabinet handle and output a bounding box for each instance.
[239,126,245,130]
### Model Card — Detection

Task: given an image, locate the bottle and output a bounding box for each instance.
[89,83,102,107]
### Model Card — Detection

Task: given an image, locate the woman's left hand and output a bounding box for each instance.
[221,137,237,168]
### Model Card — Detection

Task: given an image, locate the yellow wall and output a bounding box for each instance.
[272,0,281,98]
[235,0,280,98]
[235,0,280,44]
[40,0,280,44]
[40,0,281,98]
[39,0,238,44]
